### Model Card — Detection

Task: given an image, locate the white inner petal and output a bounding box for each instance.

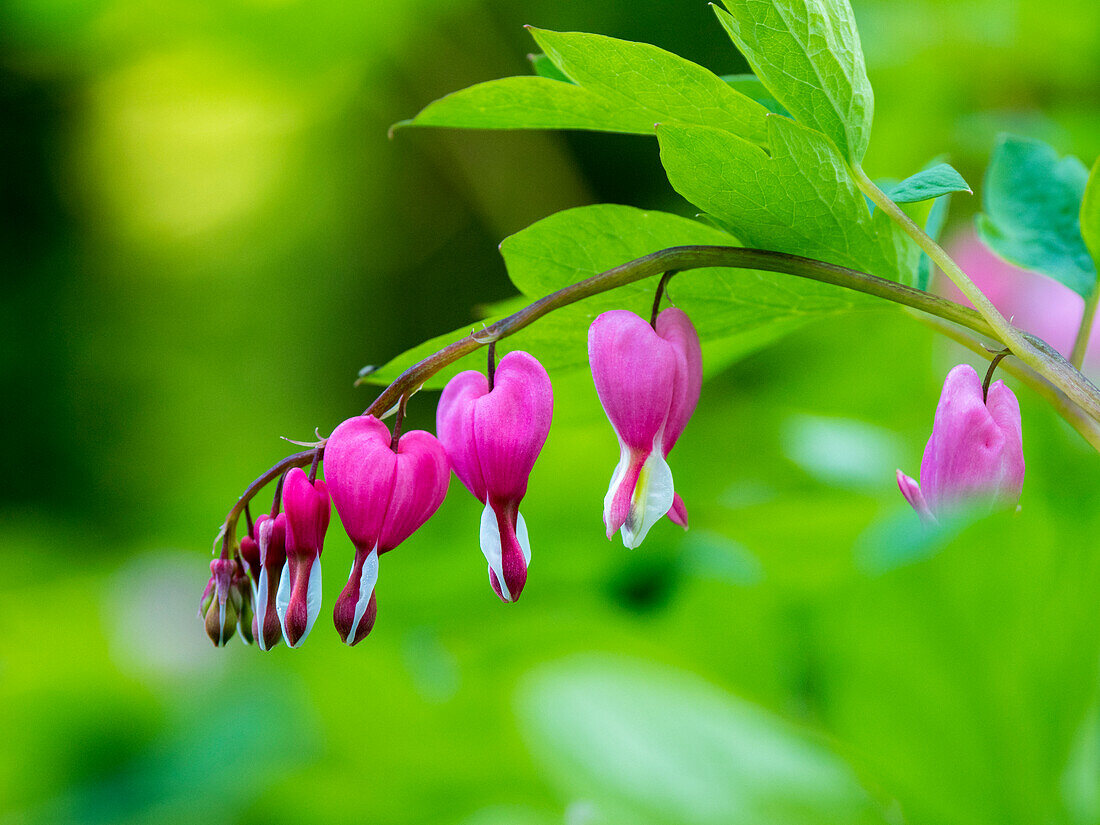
[478,505,531,602]
[275,558,323,648]
[620,446,674,549]
[480,502,509,600]
[275,559,290,631]
[256,572,271,651]
[217,595,227,646]
[347,547,380,644]
[602,442,632,528]
[516,510,531,566]
[295,559,323,648]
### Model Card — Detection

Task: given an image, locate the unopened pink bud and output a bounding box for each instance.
[276,468,329,648]
[201,557,243,647]
[897,364,1025,523]
[437,351,553,602]
[325,415,450,644]
[254,512,287,650]
[588,308,701,548]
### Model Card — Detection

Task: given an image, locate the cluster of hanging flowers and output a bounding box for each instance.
[201,304,704,648]
[202,298,1026,649]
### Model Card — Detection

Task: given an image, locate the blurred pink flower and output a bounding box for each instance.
[939,233,1100,373]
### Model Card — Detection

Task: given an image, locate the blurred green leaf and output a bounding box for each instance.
[1081,156,1100,273]
[712,0,874,162]
[656,117,917,282]
[527,28,770,144]
[975,135,1095,297]
[887,163,971,203]
[781,414,905,491]
[823,509,1100,825]
[456,806,562,825]
[516,655,885,825]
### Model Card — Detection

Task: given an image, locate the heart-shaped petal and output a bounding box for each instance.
[378,430,450,552]
[324,415,398,553]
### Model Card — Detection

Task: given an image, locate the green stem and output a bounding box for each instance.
[1071,288,1099,368]
[220,245,1100,547]
[919,314,1100,451]
[851,164,1100,423]
[362,246,1001,418]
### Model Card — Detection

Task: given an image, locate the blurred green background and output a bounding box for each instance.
[3,0,1100,823]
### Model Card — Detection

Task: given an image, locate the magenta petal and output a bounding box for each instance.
[484,496,529,602]
[655,308,702,455]
[604,447,648,539]
[324,415,398,552]
[239,517,262,581]
[436,371,490,501]
[985,379,1025,503]
[919,364,1025,516]
[668,493,689,529]
[378,430,451,552]
[283,467,331,558]
[589,310,678,452]
[256,512,287,650]
[473,351,553,503]
[896,469,935,525]
[282,552,320,647]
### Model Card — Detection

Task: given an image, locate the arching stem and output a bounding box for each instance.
[219,245,1100,550]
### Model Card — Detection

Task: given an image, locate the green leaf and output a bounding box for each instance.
[527,27,769,144]
[362,205,867,389]
[656,116,917,282]
[975,135,1095,297]
[394,75,658,134]
[1081,156,1100,273]
[527,53,572,84]
[712,0,874,162]
[399,29,771,143]
[516,655,883,825]
[719,73,791,116]
[886,163,971,204]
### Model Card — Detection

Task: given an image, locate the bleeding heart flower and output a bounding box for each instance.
[276,467,330,648]
[252,513,286,650]
[588,307,702,548]
[437,350,553,602]
[325,415,450,645]
[897,363,1025,523]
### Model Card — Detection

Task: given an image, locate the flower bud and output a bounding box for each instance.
[325,415,450,645]
[588,308,701,548]
[897,364,1025,523]
[239,525,261,582]
[437,350,553,602]
[200,557,243,647]
[254,512,287,650]
[275,468,330,648]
